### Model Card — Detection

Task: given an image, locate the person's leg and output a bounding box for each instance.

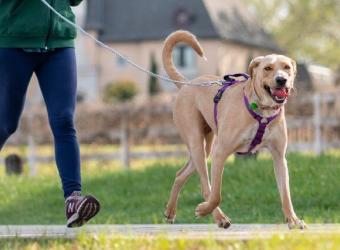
[0,49,34,149]
[35,48,100,227]
[35,48,81,198]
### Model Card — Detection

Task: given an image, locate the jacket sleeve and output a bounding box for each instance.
[70,0,83,6]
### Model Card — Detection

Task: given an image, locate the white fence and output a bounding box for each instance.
[287,92,340,154]
[3,92,340,175]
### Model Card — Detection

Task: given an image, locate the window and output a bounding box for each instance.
[173,45,196,69]
[173,8,195,28]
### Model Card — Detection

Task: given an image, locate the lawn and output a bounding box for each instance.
[0,153,339,225]
[1,234,340,250]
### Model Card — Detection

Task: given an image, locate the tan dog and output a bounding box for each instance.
[162,30,307,229]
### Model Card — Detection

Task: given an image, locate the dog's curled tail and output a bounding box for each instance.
[162,30,206,89]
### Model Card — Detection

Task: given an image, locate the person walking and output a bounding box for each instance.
[0,0,101,227]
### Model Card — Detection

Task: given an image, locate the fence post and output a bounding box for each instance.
[120,114,130,169]
[27,135,37,176]
[27,102,37,176]
[313,93,322,155]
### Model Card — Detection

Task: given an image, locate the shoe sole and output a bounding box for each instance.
[67,196,101,228]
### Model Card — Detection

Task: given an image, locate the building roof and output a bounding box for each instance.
[85,0,280,51]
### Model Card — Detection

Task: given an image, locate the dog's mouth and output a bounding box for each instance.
[264,85,290,104]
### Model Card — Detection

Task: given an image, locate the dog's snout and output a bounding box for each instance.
[275,76,287,86]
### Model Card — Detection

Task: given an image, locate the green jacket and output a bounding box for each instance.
[0,0,83,48]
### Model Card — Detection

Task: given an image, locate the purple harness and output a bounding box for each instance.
[213,73,282,155]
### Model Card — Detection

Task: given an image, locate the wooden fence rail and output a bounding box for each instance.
[2,92,340,174]
[287,92,340,153]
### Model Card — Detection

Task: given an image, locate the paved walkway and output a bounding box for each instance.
[0,224,339,239]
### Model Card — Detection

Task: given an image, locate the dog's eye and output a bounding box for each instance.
[284,65,291,70]
[264,66,272,71]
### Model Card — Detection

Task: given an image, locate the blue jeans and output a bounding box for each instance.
[0,48,81,198]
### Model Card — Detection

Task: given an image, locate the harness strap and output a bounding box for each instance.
[237,94,281,155]
[213,73,250,127]
[214,73,281,155]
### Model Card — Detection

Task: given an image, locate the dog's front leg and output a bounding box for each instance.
[268,134,307,229]
[195,143,231,217]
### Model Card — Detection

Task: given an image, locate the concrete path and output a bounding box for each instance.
[0,224,339,240]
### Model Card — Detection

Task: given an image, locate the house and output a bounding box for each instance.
[295,63,338,93]
[83,0,280,99]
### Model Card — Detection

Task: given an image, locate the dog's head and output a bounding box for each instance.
[248,54,296,106]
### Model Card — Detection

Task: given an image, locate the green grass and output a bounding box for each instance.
[0,153,339,225]
[1,234,340,250]
[0,144,186,158]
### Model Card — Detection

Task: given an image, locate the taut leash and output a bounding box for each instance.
[39,0,225,87]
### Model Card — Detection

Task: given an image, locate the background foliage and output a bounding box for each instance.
[104,80,138,103]
[246,0,340,70]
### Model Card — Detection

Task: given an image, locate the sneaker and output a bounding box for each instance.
[65,191,101,228]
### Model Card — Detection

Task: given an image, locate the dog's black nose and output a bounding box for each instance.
[275,76,287,86]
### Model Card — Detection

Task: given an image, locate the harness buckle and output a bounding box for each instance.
[260,118,268,124]
[224,73,250,83]
[214,91,223,103]
[224,75,235,82]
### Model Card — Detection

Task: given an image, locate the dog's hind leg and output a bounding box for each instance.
[164,159,195,223]
[204,131,214,157]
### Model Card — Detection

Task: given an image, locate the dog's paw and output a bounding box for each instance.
[287,218,307,230]
[195,202,216,217]
[213,208,231,229]
[215,213,232,229]
[163,208,176,224]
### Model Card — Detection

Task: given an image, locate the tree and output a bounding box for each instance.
[246,0,340,70]
[148,53,161,96]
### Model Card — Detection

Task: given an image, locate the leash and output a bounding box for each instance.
[40,1,282,154]
[213,73,281,155]
[39,0,225,87]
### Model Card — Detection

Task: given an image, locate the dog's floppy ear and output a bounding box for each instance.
[248,56,264,79]
[290,58,297,77]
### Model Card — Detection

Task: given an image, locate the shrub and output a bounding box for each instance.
[104,80,138,103]
[148,53,161,96]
